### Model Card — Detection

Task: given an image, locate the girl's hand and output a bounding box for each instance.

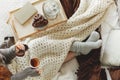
[15,42,26,57]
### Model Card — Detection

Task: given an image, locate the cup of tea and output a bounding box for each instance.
[30,58,40,68]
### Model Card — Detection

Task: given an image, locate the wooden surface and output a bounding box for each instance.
[8,0,67,41]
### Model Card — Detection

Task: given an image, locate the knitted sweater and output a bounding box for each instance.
[8,0,114,80]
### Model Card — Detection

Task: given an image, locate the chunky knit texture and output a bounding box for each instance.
[8,0,114,80]
[70,31,102,56]
[70,40,102,55]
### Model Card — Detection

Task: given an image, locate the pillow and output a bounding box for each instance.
[101,30,120,66]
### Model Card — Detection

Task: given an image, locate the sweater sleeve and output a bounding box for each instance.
[11,67,40,80]
[11,71,27,80]
[0,45,16,64]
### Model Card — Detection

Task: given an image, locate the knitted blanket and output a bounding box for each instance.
[8,0,114,80]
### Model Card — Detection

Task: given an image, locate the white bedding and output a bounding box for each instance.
[2,0,120,80]
[52,58,79,80]
[100,2,120,66]
[0,0,78,80]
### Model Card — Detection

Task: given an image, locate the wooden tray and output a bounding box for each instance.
[7,0,67,41]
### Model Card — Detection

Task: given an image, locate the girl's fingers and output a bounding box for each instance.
[16,46,21,53]
[16,44,25,51]
[36,69,41,74]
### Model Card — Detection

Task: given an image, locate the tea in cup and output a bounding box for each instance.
[30,58,40,68]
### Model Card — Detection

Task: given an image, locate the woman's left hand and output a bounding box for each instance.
[15,42,26,57]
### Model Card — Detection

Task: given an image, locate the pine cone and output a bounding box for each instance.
[32,14,48,28]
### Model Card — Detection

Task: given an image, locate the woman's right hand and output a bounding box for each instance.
[15,42,27,57]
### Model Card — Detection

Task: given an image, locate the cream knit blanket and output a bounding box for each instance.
[8,0,114,80]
